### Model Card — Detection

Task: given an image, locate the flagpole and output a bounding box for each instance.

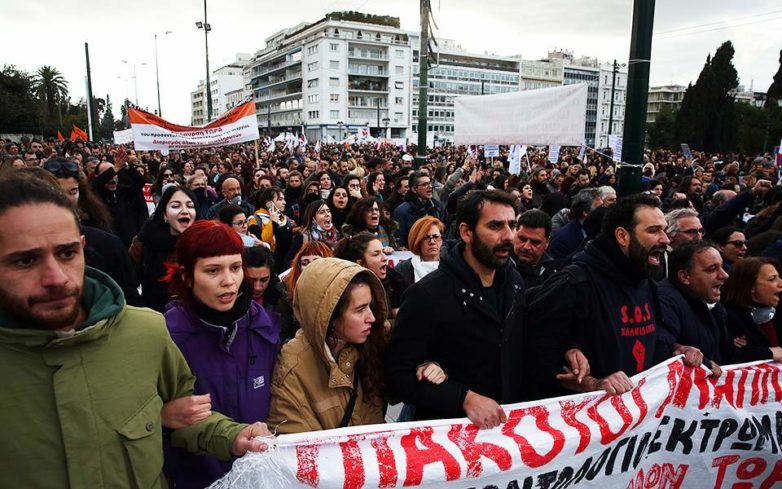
[254,140,260,168]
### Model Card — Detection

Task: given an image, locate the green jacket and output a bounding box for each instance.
[0,268,246,489]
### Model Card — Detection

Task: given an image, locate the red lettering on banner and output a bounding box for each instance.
[400,427,461,486]
[712,455,740,489]
[339,439,365,489]
[370,436,398,488]
[296,444,320,487]
[711,455,782,489]
[655,361,683,418]
[761,459,782,489]
[755,363,782,402]
[630,378,649,429]
[672,367,711,410]
[560,398,593,454]
[626,463,688,489]
[587,394,634,445]
[710,370,737,409]
[736,369,748,409]
[750,366,763,406]
[501,406,564,468]
[447,424,512,478]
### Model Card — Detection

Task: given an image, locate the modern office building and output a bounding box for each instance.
[596,61,628,148]
[408,36,521,143]
[190,53,249,124]
[553,50,600,147]
[245,13,412,140]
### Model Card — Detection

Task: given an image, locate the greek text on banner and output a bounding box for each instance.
[210,358,782,489]
[128,98,259,150]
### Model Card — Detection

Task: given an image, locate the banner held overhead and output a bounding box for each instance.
[454,83,588,146]
[129,97,259,150]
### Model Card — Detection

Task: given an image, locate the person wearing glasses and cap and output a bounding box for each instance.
[392,171,445,249]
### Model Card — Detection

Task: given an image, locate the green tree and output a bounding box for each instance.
[0,65,40,133]
[31,66,69,128]
[675,41,739,153]
[99,94,116,140]
[647,105,677,150]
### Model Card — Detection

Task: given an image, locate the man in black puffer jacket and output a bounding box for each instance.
[385,190,525,430]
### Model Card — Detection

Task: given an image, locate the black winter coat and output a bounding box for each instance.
[384,243,525,421]
[657,278,729,364]
[92,167,148,247]
[724,304,775,363]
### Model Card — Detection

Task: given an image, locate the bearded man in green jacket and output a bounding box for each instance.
[0,174,269,488]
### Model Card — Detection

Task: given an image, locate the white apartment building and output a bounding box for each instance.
[646,85,686,123]
[190,53,250,125]
[596,61,628,148]
[246,13,412,141]
[409,36,522,143]
[520,57,563,90]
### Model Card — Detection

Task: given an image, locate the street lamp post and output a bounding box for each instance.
[196,0,213,122]
[121,60,147,106]
[337,121,344,140]
[154,30,172,117]
[383,117,390,139]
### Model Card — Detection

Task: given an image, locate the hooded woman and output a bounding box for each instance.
[162,220,279,488]
[267,258,387,432]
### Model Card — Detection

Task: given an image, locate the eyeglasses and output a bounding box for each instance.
[348,183,361,189]
[416,181,433,188]
[727,240,747,248]
[422,234,442,242]
[232,219,247,227]
[44,160,79,176]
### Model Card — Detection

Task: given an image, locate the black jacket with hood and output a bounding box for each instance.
[384,242,525,421]
[527,234,669,396]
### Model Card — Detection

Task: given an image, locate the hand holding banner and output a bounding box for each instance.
[210,359,782,489]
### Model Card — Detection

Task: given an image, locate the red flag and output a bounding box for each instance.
[71,124,88,141]
[56,130,65,142]
[69,129,78,141]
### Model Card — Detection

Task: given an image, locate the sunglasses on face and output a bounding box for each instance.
[44,160,79,176]
[727,240,747,248]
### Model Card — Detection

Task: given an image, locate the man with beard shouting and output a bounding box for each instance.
[385,190,527,429]
[527,194,701,398]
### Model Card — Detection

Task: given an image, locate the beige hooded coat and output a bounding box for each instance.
[267,258,387,434]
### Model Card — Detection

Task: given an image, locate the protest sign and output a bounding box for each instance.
[211,358,782,489]
[455,84,587,146]
[484,145,500,158]
[609,135,623,162]
[508,145,525,174]
[549,144,561,164]
[113,128,133,145]
[129,97,259,150]
[680,143,693,161]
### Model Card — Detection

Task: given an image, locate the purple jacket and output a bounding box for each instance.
[163,299,281,489]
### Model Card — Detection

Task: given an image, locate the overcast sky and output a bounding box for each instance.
[3,0,780,125]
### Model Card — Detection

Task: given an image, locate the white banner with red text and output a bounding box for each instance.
[211,358,782,489]
[128,98,259,150]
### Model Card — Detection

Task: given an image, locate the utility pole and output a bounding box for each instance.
[154,31,171,117]
[481,79,485,95]
[196,0,213,122]
[618,0,655,197]
[377,97,381,137]
[415,0,430,168]
[84,43,97,141]
[267,103,271,137]
[608,59,618,137]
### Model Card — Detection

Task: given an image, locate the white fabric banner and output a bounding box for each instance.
[129,98,259,150]
[508,145,525,175]
[549,144,561,164]
[113,128,133,145]
[454,84,587,146]
[211,359,782,489]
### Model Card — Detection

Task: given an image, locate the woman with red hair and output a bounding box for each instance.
[162,220,280,489]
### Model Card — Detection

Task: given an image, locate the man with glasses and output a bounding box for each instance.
[393,171,445,249]
[655,208,704,280]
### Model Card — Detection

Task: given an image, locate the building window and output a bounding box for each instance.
[395,96,403,105]
[307,45,318,55]
[396,49,404,59]
[329,77,339,87]
[395,81,404,90]
[330,60,339,70]
[330,93,339,102]
[307,94,319,103]
[394,111,403,122]
[307,62,318,72]
[307,78,319,88]
[330,43,339,52]
[308,110,319,118]
[330,110,340,119]
[395,66,404,75]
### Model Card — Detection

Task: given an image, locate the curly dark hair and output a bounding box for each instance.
[329,272,387,402]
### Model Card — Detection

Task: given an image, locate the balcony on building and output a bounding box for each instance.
[348,77,388,93]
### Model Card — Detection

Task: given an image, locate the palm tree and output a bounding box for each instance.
[31,66,69,124]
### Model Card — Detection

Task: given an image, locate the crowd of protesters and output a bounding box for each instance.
[2,133,782,487]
